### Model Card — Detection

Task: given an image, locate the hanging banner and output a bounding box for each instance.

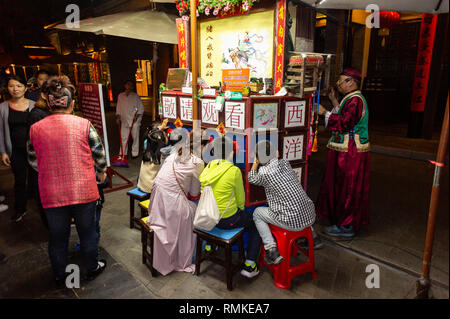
[274,0,287,94]
[410,14,438,112]
[78,83,111,167]
[176,17,191,69]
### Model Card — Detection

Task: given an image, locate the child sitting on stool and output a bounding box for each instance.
[137,120,169,193]
[248,140,318,265]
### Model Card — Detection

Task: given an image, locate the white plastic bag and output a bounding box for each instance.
[194,185,234,231]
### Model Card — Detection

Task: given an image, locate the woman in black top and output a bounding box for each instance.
[0,76,35,222]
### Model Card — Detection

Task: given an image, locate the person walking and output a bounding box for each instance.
[0,75,35,222]
[115,80,144,159]
[27,76,107,286]
[317,68,370,237]
[25,69,49,102]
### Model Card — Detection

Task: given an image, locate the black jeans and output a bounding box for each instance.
[217,209,262,261]
[10,148,33,214]
[45,201,99,279]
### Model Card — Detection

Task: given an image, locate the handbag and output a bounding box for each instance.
[193,184,235,231]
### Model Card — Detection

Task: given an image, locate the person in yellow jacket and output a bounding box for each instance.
[199,136,261,278]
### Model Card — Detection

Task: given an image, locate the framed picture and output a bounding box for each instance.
[162,95,177,119]
[179,97,193,122]
[199,10,275,87]
[253,102,278,130]
[283,99,307,129]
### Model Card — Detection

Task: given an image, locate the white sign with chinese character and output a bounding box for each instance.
[201,99,219,125]
[225,101,245,130]
[162,96,177,119]
[180,97,193,122]
[285,100,306,128]
[293,167,303,184]
[283,135,304,161]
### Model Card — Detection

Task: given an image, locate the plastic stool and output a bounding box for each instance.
[126,187,150,229]
[259,224,316,289]
[194,227,245,291]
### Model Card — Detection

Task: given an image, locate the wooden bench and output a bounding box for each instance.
[193,227,246,291]
[126,187,150,229]
[138,202,157,277]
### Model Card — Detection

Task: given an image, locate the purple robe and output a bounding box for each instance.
[316,94,370,231]
[147,152,204,275]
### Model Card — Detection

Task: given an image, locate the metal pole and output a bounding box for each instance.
[416,94,449,298]
[190,0,199,129]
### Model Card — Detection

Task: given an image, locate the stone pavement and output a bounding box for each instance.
[1,156,448,299]
[0,112,448,299]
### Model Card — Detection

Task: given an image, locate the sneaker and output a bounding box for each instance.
[297,236,324,250]
[323,225,355,237]
[0,204,8,213]
[11,211,27,222]
[264,247,284,265]
[240,262,260,278]
[85,259,107,281]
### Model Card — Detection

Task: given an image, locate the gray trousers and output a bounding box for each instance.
[253,206,314,250]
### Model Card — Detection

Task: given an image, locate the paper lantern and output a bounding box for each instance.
[379,11,401,29]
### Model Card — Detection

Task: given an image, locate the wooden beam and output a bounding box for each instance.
[190,0,199,129]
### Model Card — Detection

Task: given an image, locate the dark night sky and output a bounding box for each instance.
[0,0,111,51]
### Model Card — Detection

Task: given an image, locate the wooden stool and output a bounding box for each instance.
[193,227,245,291]
[126,187,150,229]
[259,225,316,289]
[138,216,158,277]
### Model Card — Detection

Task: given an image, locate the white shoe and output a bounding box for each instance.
[0,204,8,213]
[0,195,5,203]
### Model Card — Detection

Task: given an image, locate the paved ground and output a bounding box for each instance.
[0,112,448,299]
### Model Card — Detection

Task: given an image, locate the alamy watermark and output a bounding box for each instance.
[65,4,80,29]
[65,264,80,289]
[365,264,380,288]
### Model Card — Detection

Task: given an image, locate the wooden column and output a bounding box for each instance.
[152,42,158,121]
[190,0,198,129]
[417,94,449,298]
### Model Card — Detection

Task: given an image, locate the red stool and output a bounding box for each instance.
[259,224,317,289]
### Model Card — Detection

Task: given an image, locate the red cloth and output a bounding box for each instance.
[317,93,369,231]
[30,114,99,209]
[316,142,370,231]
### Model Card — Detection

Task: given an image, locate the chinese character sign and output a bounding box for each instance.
[274,0,287,94]
[283,135,304,161]
[225,102,245,130]
[179,97,193,122]
[162,96,177,119]
[201,99,219,125]
[285,100,306,128]
[410,13,437,112]
[78,83,111,167]
[176,18,190,69]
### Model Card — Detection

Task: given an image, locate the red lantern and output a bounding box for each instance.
[379,11,401,29]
